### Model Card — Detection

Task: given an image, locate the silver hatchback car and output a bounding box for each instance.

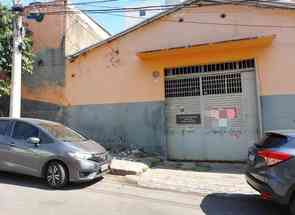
[0,117,111,188]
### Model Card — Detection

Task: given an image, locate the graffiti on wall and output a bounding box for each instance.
[205,107,242,139]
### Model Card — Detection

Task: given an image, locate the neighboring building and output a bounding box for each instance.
[22,0,295,161]
[20,0,110,120]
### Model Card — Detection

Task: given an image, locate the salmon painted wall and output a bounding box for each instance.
[22,0,110,106]
[66,4,295,106]
[24,12,65,53]
[22,0,67,105]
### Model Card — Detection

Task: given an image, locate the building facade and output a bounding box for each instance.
[22,0,295,161]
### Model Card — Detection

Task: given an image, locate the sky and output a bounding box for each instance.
[1,0,164,34]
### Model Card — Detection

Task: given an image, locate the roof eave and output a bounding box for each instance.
[67,0,295,61]
[67,0,199,61]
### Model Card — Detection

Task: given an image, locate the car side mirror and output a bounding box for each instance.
[27,137,40,146]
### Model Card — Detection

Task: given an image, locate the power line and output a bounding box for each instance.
[28,2,188,12]
[23,0,295,29]
[31,0,120,7]
[25,3,239,15]
[29,0,295,9]
[42,9,295,29]
[97,10,295,29]
[26,0,295,15]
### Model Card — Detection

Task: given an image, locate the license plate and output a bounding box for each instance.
[101,164,109,172]
[248,154,255,162]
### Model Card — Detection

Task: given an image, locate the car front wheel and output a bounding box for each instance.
[46,162,68,189]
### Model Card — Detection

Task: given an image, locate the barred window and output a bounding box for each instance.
[164,59,255,77]
[227,73,242,94]
[202,75,226,95]
[165,77,200,98]
[202,73,242,95]
[165,73,242,98]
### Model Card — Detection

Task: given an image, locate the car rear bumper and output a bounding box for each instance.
[246,172,288,205]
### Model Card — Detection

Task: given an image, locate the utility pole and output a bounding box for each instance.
[10,0,23,118]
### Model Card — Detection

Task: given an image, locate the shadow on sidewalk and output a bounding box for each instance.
[0,171,103,191]
[200,193,287,215]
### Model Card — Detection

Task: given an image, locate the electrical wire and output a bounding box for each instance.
[90,10,295,29]
[23,0,295,29]
[26,0,295,15]
[31,0,121,7]
[29,2,192,12]
[28,0,295,9]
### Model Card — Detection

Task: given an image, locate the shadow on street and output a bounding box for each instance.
[201,193,288,215]
[0,171,103,190]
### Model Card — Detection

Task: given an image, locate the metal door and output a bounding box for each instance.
[165,59,259,161]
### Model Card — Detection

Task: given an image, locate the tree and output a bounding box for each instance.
[0,4,34,97]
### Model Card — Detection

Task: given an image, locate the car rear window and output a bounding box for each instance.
[256,133,288,148]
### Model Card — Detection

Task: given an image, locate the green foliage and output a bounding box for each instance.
[0,4,34,97]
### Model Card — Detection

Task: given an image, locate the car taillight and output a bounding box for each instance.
[257,150,292,166]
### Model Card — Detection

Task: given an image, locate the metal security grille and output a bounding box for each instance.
[165,77,200,98]
[202,73,242,95]
[227,73,242,94]
[164,59,255,77]
[202,75,226,95]
[165,73,242,97]
[164,60,249,98]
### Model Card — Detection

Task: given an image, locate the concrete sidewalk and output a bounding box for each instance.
[111,158,256,195]
[133,168,256,195]
[110,159,149,175]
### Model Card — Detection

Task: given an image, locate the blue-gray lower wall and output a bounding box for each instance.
[22,99,65,123]
[23,48,65,88]
[15,94,295,157]
[261,95,295,131]
[64,101,165,155]
[21,99,166,155]
[17,94,295,158]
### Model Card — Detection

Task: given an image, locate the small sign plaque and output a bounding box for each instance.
[176,114,201,124]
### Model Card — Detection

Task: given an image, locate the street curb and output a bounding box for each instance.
[110,159,149,176]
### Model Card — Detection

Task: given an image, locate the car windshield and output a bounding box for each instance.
[38,122,87,142]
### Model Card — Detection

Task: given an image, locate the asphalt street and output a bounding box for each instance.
[0,172,288,215]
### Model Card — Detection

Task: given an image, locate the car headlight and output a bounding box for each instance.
[69,152,92,160]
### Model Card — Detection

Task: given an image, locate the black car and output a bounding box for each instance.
[246,130,295,214]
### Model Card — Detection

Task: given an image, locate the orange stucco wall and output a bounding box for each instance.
[22,84,67,105]
[66,4,295,106]
[24,1,66,53]
[22,0,109,106]
[22,0,67,105]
